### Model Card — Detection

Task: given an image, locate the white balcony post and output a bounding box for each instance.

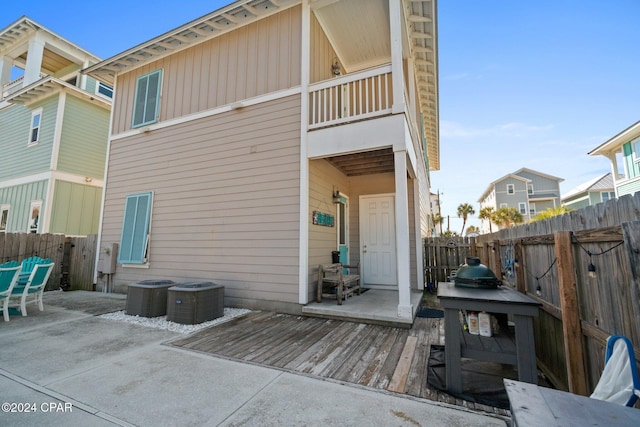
[24,36,45,87]
[389,0,405,114]
[394,149,412,318]
[0,56,12,88]
[298,0,311,304]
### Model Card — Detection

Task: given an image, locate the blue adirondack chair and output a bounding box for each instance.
[9,262,55,317]
[18,256,51,285]
[0,262,22,321]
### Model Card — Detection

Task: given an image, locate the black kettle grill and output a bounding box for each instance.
[454,257,502,289]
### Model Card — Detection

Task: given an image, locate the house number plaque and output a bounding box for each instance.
[312,210,334,227]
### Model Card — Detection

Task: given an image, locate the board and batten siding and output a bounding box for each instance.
[57,95,109,178]
[309,12,341,84]
[308,159,350,300]
[50,180,101,235]
[0,180,47,233]
[101,95,301,306]
[111,6,302,135]
[0,97,57,181]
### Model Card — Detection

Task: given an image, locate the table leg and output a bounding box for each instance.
[444,308,462,393]
[513,314,538,384]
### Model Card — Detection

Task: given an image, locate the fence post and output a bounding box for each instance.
[491,241,502,280]
[554,231,588,396]
[621,221,640,334]
[514,240,526,293]
[470,237,477,257]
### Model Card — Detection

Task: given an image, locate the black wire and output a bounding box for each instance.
[572,235,624,257]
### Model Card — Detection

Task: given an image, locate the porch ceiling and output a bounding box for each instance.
[326,147,395,176]
[314,0,439,170]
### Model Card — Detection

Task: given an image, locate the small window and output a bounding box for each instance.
[529,203,536,215]
[601,192,616,202]
[518,202,527,214]
[0,205,9,232]
[500,203,508,209]
[528,184,534,195]
[28,201,42,234]
[507,184,515,194]
[118,192,153,264]
[633,137,640,161]
[132,70,162,128]
[97,82,114,99]
[29,109,42,145]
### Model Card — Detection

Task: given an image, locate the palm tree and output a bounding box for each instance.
[478,206,495,234]
[457,203,476,235]
[531,205,574,222]
[431,212,444,235]
[466,225,480,235]
[493,206,524,228]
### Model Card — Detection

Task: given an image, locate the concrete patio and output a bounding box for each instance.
[0,291,508,426]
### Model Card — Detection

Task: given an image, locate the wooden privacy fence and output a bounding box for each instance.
[474,193,640,396]
[0,233,97,292]
[423,236,474,288]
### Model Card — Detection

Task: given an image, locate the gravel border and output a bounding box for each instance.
[99,308,252,334]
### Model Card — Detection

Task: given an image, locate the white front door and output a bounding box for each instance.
[360,194,397,287]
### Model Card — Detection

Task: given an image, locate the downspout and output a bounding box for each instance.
[93,75,117,285]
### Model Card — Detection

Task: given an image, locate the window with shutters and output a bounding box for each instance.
[132,70,162,128]
[118,192,153,264]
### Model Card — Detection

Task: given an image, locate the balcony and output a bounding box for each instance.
[309,64,392,130]
[1,74,46,101]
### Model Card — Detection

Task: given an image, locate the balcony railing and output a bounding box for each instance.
[308,64,393,129]
[1,74,46,100]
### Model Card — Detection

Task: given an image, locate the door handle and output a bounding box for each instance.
[363,244,367,253]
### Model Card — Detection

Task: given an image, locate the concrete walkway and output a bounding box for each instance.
[0,291,508,426]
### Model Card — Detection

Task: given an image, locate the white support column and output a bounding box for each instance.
[0,56,13,88]
[413,178,424,290]
[298,0,311,304]
[389,0,405,114]
[394,149,412,318]
[407,57,416,117]
[24,36,45,87]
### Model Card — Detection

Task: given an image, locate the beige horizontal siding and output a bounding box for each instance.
[307,159,350,301]
[112,6,302,134]
[101,95,302,304]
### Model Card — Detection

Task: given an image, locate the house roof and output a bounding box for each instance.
[588,120,640,156]
[512,167,564,183]
[477,173,531,202]
[477,167,564,203]
[82,0,440,169]
[3,75,111,109]
[0,16,101,68]
[561,172,613,200]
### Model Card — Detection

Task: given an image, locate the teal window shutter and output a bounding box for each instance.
[118,192,153,264]
[132,70,162,128]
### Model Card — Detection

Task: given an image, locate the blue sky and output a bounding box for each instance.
[3,1,638,231]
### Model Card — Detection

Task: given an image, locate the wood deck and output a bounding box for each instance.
[168,310,511,416]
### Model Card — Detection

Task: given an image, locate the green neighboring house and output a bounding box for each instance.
[588,120,640,197]
[0,17,111,236]
[561,173,616,211]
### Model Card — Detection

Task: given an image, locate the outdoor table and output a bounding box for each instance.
[437,282,541,393]
[504,378,640,426]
